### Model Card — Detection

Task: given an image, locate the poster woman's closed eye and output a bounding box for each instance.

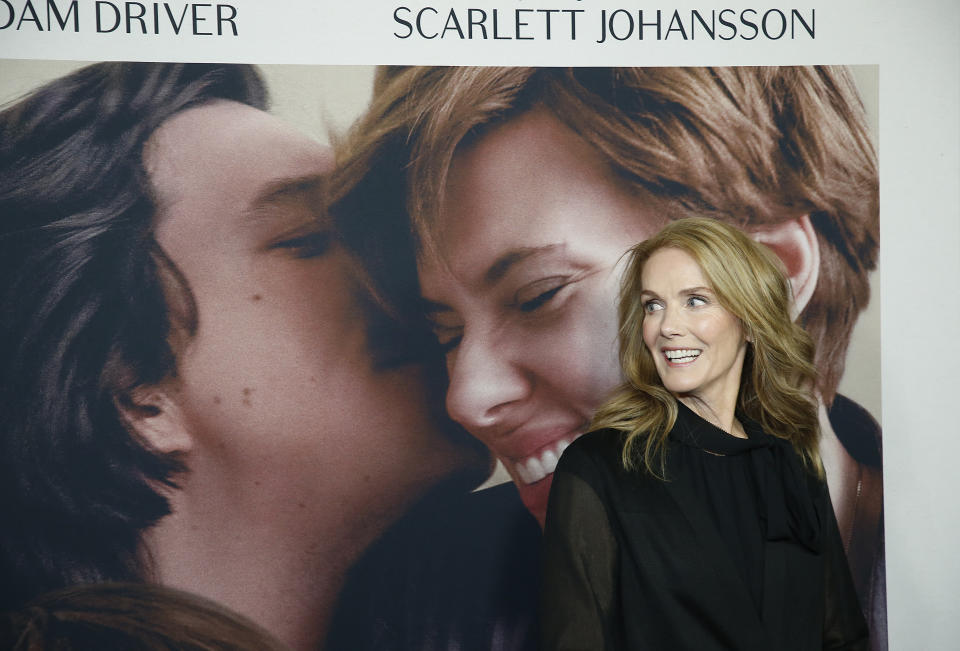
[540,218,868,650]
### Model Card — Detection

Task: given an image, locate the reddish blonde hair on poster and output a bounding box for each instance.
[329,66,878,405]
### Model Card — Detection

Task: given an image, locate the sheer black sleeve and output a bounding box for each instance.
[820,479,870,650]
[540,457,620,651]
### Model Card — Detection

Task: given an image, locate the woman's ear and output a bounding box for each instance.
[116,385,193,454]
[750,215,820,319]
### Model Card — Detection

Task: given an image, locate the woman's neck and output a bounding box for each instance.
[677,394,746,438]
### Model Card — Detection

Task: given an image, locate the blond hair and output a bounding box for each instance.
[328,66,877,403]
[590,217,822,477]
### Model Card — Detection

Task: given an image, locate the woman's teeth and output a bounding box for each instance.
[665,349,701,363]
[512,436,581,485]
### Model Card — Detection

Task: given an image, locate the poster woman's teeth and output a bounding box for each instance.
[512,435,583,485]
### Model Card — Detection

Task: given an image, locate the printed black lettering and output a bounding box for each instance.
[467,8,486,39]
[638,9,661,40]
[125,1,146,33]
[740,9,759,40]
[761,9,786,39]
[47,0,78,31]
[96,1,121,32]
[165,2,188,34]
[192,3,212,35]
[16,0,41,30]
[690,9,714,39]
[216,3,236,35]
[537,8,556,39]
[416,6,438,39]
[492,9,510,40]
[441,7,463,39]
[791,8,814,38]
[393,6,412,38]
[665,9,688,40]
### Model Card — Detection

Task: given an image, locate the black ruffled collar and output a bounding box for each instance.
[671,400,769,455]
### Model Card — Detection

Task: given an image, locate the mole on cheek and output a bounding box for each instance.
[242,387,253,407]
[213,396,222,405]
[251,294,262,301]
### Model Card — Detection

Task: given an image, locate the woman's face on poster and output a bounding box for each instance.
[417,108,666,525]
[145,100,478,546]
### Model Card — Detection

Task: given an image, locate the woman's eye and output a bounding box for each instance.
[687,295,708,307]
[271,230,333,259]
[515,278,570,313]
[519,285,566,312]
[643,301,663,313]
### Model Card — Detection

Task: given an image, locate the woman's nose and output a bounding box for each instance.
[445,333,531,435]
[660,305,684,337]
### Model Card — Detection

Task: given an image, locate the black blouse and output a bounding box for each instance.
[540,402,868,650]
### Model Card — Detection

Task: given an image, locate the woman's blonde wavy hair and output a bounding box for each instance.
[590,217,822,477]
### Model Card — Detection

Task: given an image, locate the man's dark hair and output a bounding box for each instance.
[0,62,268,609]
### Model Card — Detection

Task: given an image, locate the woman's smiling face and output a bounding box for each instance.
[417,108,666,526]
[639,247,749,416]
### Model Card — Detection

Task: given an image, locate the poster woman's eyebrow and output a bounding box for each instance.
[483,243,564,285]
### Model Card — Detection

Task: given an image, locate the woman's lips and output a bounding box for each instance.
[662,347,701,366]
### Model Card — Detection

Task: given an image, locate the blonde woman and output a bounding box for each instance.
[541,218,867,650]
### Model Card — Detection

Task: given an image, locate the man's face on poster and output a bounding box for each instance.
[140,100,477,543]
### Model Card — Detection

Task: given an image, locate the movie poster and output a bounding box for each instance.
[1,2,957,650]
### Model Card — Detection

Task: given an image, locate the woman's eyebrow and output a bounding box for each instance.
[483,243,565,285]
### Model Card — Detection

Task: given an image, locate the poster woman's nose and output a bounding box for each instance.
[445,333,532,435]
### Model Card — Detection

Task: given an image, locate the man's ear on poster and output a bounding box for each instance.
[749,215,820,320]
[116,384,193,455]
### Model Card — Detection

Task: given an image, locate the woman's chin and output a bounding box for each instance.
[515,474,554,529]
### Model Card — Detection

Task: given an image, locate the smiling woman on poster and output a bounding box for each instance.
[0,62,483,650]
[326,65,883,651]
[540,217,868,649]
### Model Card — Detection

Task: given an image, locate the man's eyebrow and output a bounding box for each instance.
[421,298,453,318]
[246,173,326,215]
[484,243,564,285]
